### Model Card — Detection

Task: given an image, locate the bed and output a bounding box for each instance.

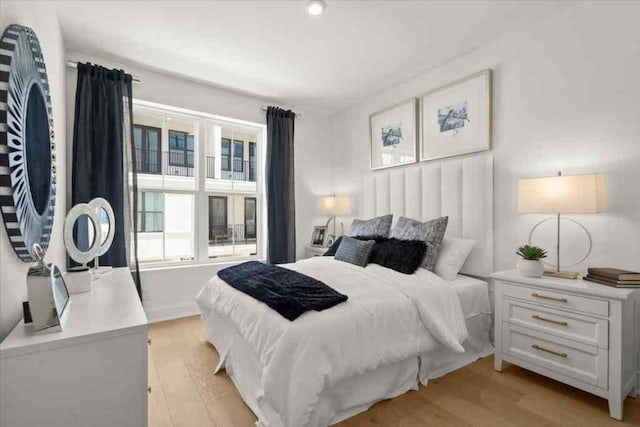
[196,155,494,426]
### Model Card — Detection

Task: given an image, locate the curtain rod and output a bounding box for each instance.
[260,104,303,119]
[66,60,141,84]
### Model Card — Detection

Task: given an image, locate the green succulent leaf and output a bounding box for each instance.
[516,244,548,260]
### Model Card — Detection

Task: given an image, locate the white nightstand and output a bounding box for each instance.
[304,245,327,258]
[492,269,639,420]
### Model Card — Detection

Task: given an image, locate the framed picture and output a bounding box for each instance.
[369,98,418,170]
[420,69,491,162]
[310,226,328,247]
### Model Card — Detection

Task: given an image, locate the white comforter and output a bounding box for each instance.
[196,257,468,427]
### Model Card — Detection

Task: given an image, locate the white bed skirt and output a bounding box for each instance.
[200,309,493,426]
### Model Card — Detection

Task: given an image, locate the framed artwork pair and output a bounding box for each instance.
[370,69,492,170]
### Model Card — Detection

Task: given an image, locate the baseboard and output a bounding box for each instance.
[144,303,200,323]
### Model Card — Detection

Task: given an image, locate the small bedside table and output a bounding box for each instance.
[492,269,639,420]
[304,245,327,259]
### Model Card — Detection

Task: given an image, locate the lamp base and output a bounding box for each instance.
[543,270,580,280]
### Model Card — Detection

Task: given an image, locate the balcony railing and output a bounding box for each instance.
[206,155,256,182]
[134,150,256,182]
[134,149,194,177]
[209,223,257,246]
[165,151,194,177]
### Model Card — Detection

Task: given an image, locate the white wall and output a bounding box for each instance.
[65,52,332,321]
[330,2,640,274]
[0,1,67,341]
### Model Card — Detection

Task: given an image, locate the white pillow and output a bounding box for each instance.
[435,237,476,281]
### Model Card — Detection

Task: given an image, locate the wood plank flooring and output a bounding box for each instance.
[149,316,640,427]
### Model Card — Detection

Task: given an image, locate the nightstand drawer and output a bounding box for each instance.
[503,324,608,388]
[503,299,608,348]
[499,282,609,317]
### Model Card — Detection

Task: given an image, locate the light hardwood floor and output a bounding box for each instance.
[149,316,639,427]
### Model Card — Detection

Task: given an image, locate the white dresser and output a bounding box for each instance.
[0,268,149,427]
[492,270,639,420]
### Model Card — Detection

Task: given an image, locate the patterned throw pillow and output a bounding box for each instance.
[390,216,448,271]
[334,236,375,267]
[347,214,393,238]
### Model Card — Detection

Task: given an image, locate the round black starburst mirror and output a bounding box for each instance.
[0,24,56,262]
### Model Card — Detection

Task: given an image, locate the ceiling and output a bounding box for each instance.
[53,0,574,113]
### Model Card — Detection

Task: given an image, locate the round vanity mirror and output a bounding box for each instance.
[72,214,97,253]
[89,197,115,257]
[64,203,102,266]
[0,24,56,262]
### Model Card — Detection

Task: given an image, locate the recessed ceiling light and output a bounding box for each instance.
[306,0,326,16]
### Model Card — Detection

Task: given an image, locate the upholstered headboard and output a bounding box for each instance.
[363,155,494,278]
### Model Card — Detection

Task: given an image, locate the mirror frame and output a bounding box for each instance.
[0,24,56,262]
[64,203,102,266]
[89,197,115,257]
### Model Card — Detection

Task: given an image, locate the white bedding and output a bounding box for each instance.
[196,257,469,427]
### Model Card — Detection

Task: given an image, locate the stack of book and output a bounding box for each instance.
[584,268,640,288]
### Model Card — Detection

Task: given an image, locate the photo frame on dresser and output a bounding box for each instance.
[420,69,492,162]
[369,98,418,170]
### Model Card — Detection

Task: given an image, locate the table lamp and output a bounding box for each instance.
[319,195,351,244]
[517,172,606,279]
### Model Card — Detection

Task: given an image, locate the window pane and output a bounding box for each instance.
[147,129,159,151]
[134,126,142,149]
[209,195,256,258]
[187,135,194,152]
[169,130,185,150]
[233,140,243,158]
[164,193,195,261]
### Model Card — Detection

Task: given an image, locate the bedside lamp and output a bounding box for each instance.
[319,195,351,240]
[518,172,606,278]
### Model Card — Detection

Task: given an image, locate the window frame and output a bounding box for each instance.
[138,191,164,232]
[132,99,266,270]
[168,129,194,168]
[133,124,162,175]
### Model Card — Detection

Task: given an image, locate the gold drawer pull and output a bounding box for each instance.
[532,344,568,358]
[532,315,568,326]
[531,293,567,303]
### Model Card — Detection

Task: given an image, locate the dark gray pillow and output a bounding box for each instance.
[334,236,375,267]
[347,214,393,238]
[390,216,448,271]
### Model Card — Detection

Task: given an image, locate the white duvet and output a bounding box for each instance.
[196,256,468,427]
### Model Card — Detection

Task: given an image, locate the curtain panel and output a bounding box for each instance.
[71,63,141,295]
[266,107,296,264]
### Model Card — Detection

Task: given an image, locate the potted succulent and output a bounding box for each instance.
[516,245,547,277]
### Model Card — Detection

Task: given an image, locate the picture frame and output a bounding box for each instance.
[369,98,418,170]
[310,225,328,247]
[420,69,492,162]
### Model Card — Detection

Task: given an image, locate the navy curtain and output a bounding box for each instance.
[266,107,296,264]
[72,63,141,295]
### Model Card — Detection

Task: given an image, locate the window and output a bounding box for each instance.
[168,130,194,167]
[244,197,257,239]
[137,192,163,232]
[249,142,256,182]
[132,100,264,266]
[233,140,244,172]
[133,125,161,174]
[209,196,228,241]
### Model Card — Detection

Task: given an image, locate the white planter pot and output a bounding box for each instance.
[517,259,544,278]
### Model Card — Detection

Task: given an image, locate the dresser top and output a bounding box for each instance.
[491,269,638,301]
[0,268,148,359]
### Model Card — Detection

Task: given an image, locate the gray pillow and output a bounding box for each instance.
[334,236,375,267]
[390,216,448,271]
[347,214,393,238]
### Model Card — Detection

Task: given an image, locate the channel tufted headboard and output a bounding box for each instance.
[363,155,494,278]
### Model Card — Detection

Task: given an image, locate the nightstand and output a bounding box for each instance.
[304,245,327,258]
[492,270,639,420]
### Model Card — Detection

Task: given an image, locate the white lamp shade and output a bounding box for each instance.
[319,196,351,216]
[518,174,606,214]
